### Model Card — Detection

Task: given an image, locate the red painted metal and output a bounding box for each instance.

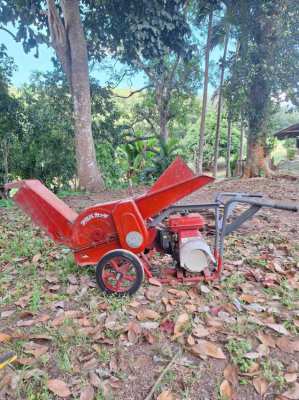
[168,213,206,232]
[136,175,213,220]
[148,156,195,194]
[112,200,149,253]
[156,254,223,284]
[6,157,218,291]
[5,180,77,246]
[139,253,154,279]
[101,256,137,293]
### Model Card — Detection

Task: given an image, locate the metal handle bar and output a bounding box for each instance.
[232,197,298,213]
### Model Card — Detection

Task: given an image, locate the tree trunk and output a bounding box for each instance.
[239,119,244,161]
[226,118,232,178]
[159,109,169,144]
[47,0,104,192]
[236,119,245,176]
[244,135,273,178]
[2,138,9,183]
[196,12,213,174]
[156,83,169,145]
[244,91,273,178]
[213,27,230,178]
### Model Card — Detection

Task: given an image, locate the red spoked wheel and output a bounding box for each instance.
[95,249,144,296]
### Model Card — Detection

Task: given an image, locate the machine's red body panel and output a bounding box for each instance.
[135,175,213,220]
[5,180,77,246]
[148,157,195,194]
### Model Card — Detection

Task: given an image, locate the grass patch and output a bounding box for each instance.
[0,198,14,208]
[222,273,245,298]
[226,339,253,373]
[264,279,299,310]
[261,359,285,390]
[104,294,131,312]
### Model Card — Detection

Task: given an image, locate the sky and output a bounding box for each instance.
[0,29,148,89]
[0,26,223,91]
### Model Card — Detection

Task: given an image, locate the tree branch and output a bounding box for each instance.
[0,26,17,41]
[108,70,130,90]
[122,135,156,144]
[133,55,157,83]
[46,0,72,88]
[144,350,181,400]
[113,85,152,99]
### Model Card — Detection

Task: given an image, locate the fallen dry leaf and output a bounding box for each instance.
[224,364,238,386]
[220,379,233,399]
[285,373,298,383]
[187,334,195,346]
[145,287,162,301]
[287,361,299,373]
[144,331,155,344]
[47,379,71,398]
[89,371,101,388]
[191,340,226,359]
[157,390,174,400]
[257,332,276,348]
[173,313,189,339]
[15,357,35,366]
[257,343,270,357]
[15,295,30,308]
[148,277,162,287]
[277,337,299,353]
[185,303,197,313]
[240,294,256,303]
[168,288,187,298]
[283,382,299,400]
[32,253,41,264]
[192,324,209,338]
[29,334,52,341]
[137,309,160,321]
[80,385,95,400]
[253,377,269,396]
[205,315,223,329]
[23,342,48,358]
[247,362,260,374]
[266,323,290,335]
[0,332,11,343]
[127,321,142,344]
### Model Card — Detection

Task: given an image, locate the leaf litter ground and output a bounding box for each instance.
[0,176,298,400]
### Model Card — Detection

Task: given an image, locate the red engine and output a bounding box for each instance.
[157,213,216,273]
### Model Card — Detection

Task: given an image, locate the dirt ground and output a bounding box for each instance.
[0,176,298,400]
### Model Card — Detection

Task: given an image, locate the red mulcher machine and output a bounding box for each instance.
[4,157,298,295]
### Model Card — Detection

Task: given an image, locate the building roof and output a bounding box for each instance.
[274,123,299,139]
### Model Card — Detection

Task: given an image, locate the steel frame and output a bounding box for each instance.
[149,192,298,276]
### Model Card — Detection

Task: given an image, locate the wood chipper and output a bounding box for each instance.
[5,158,298,296]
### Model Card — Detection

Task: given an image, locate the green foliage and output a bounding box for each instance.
[224,1,299,140]
[287,148,296,161]
[0,68,126,189]
[86,0,192,65]
[11,71,76,190]
[181,103,240,170]
[226,339,253,373]
[1,1,297,187]
[0,45,21,184]
[0,198,13,208]
[143,138,181,181]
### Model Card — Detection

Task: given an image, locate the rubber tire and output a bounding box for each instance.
[96,249,144,296]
